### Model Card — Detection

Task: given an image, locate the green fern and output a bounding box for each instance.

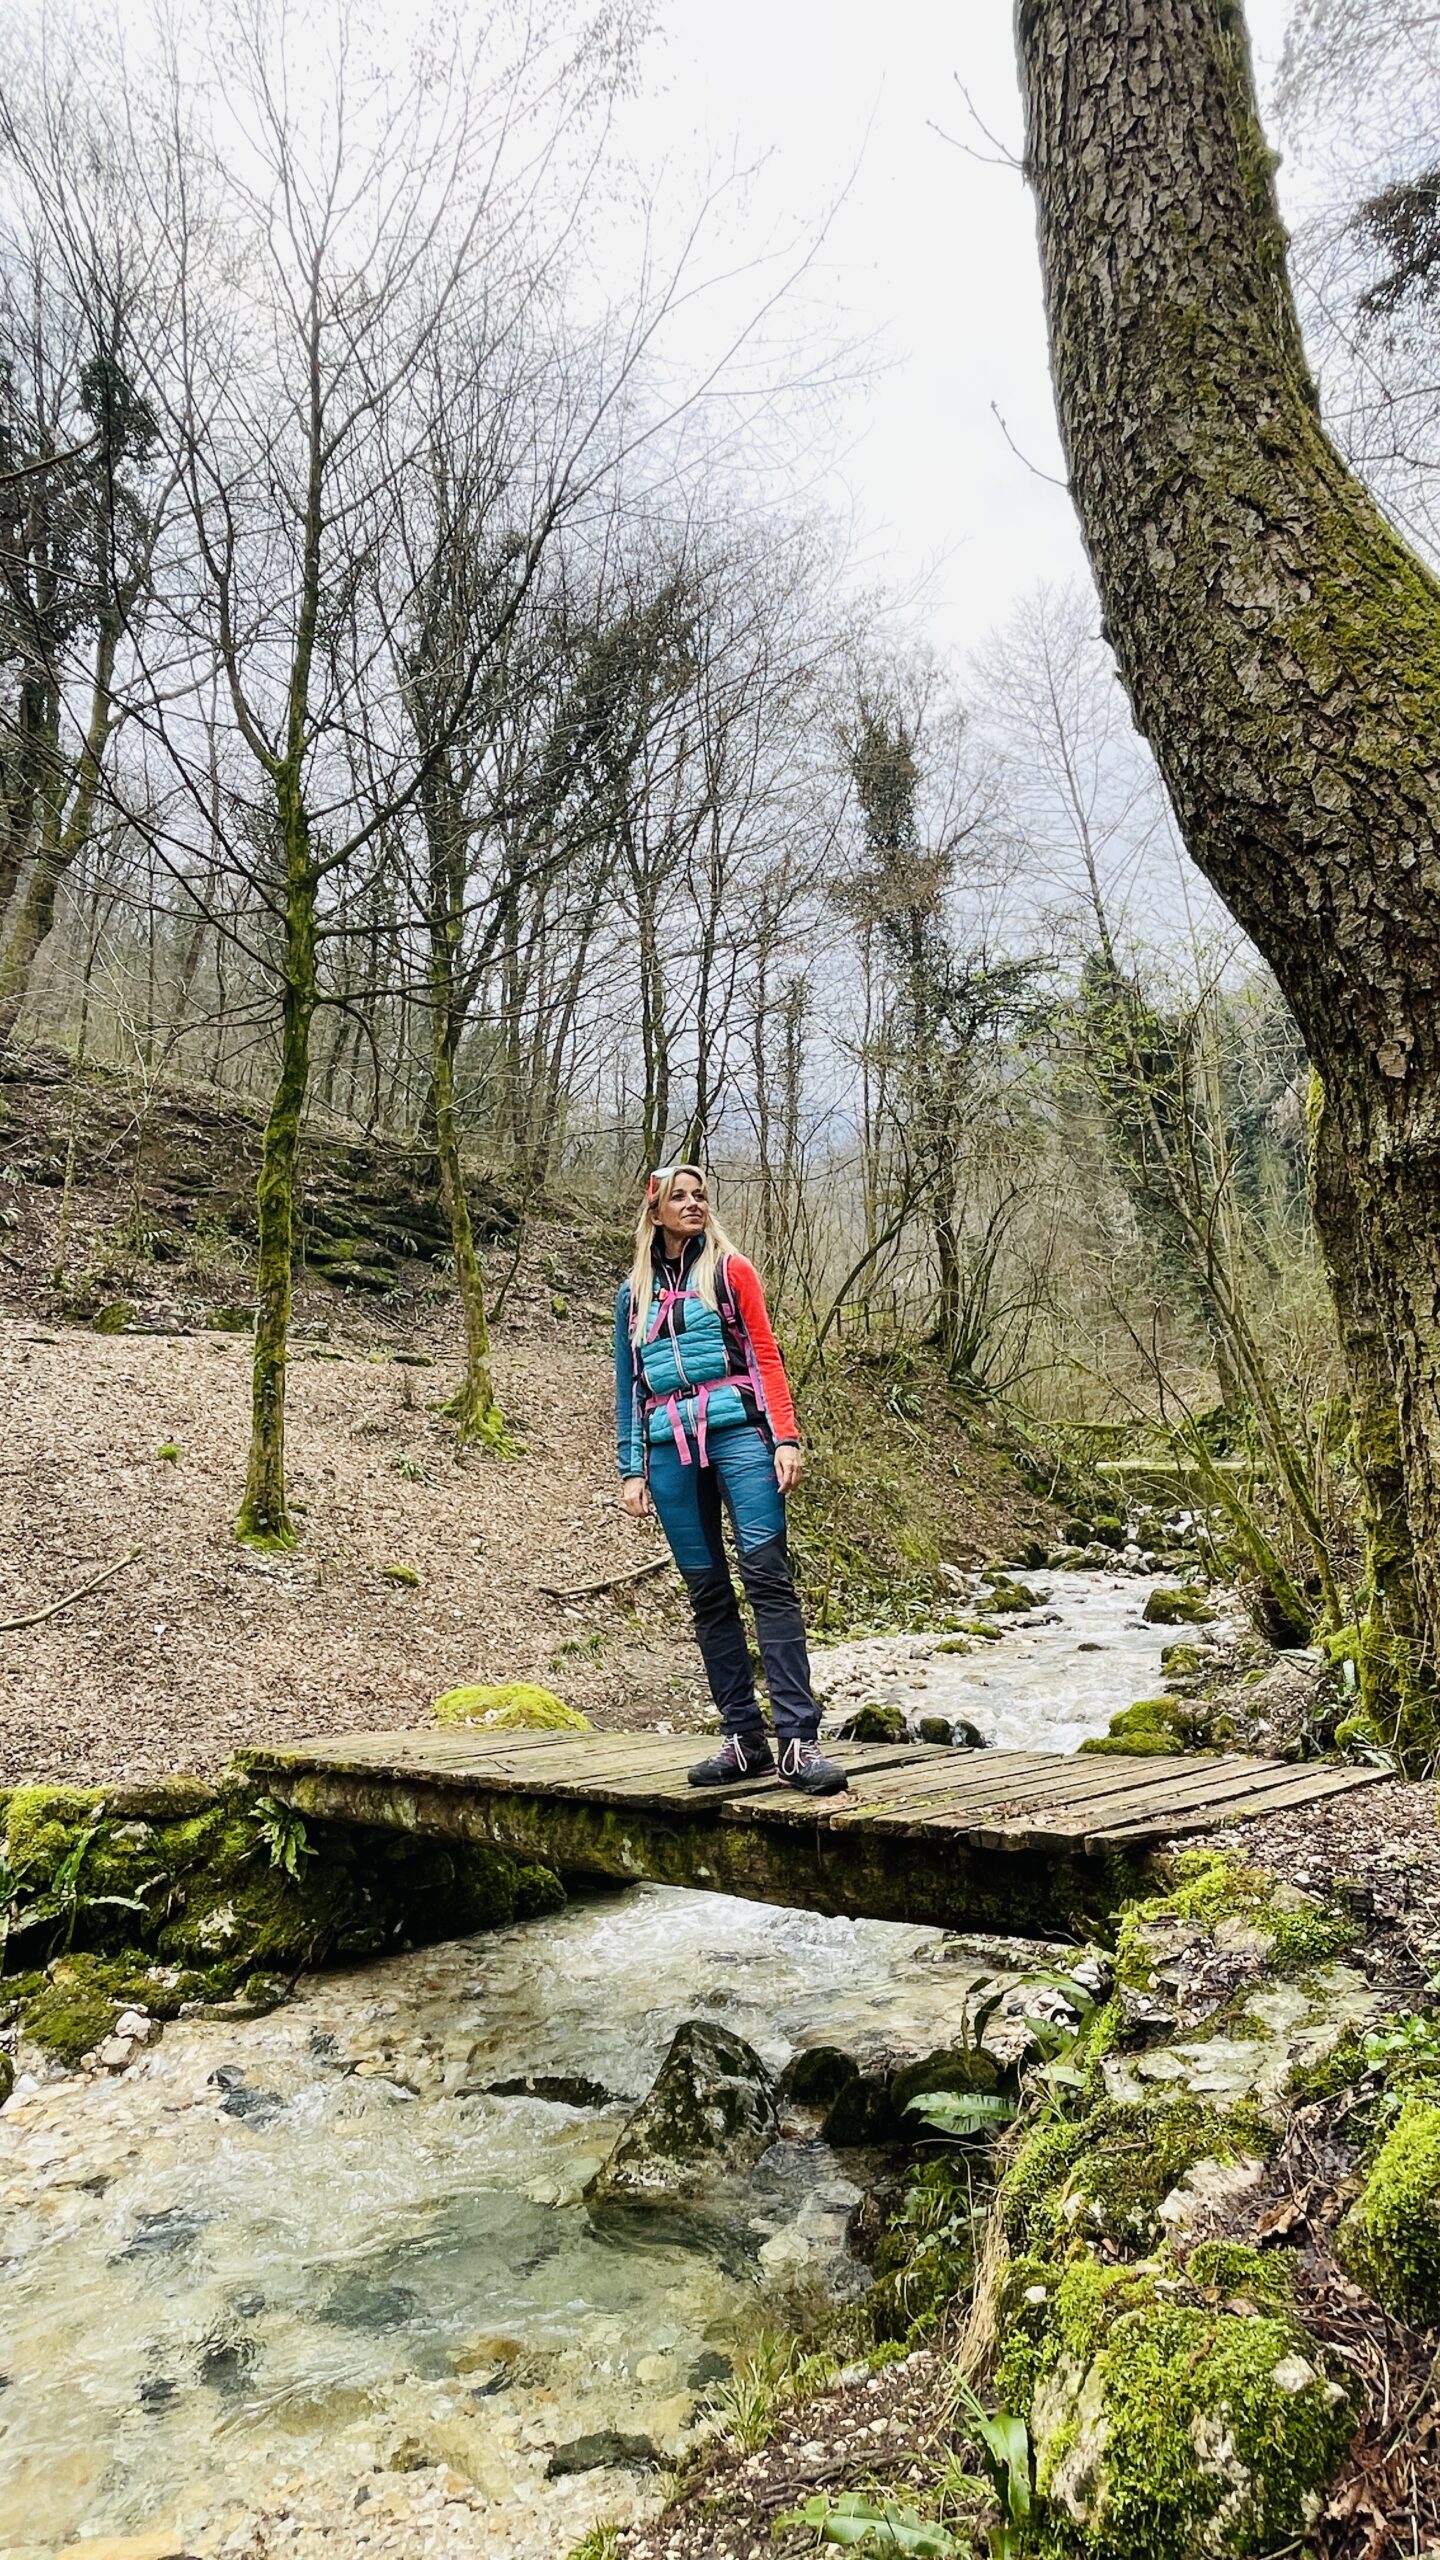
[251,1794,315,1878]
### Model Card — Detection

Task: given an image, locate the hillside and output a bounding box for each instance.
[0,1054,1062,1786]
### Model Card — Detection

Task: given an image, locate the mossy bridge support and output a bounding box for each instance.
[240,1731,1382,1940]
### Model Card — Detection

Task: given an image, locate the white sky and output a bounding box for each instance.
[622,0,1294,660]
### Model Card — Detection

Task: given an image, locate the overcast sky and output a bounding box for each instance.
[619,0,1293,662]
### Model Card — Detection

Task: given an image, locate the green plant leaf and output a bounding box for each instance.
[905,2088,1017,2139]
[778,2493,959,2554]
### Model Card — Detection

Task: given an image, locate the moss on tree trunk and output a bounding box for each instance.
[236,802,316,1548]
[1015,0,1440,1757]
[429,929,511,1451]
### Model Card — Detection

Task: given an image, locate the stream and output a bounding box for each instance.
[0,1571,1181,2558]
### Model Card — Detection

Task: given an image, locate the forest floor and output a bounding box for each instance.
[0,1051,1055,1786]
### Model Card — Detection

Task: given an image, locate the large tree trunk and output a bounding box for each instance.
[1309,1078,1435,1757]
[1015,0,1440,1736]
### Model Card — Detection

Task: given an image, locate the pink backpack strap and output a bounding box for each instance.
[719,1254,769,1420]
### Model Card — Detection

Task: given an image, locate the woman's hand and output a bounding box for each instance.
[774,1443,804,1496]
[620,1475,652,1520]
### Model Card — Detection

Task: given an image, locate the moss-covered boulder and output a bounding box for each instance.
[0,2045,13,2105]
[1092,1854,1373,2122]
[431,1682,589,1732]
[1002,2093,1272,2260]
[1337,2098,1440,2329]
[586,2019,778,2205]
[975,1574,1040,1615]
[817,2039,1005,2147]
[833,1703,908,1744]
[0,1776,564,2066]
[1080,1695,1231,1758]
[1159,1642,1208,1680]
[89,1298,139,1333]
[1005,2257,1354,2560]
[1142,1586,1217,1627]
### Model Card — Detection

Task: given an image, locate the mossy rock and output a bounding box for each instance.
[587,2020,778,2204]
[1337,2098,1440,2328]
[1115,1851,1355,1989]
[822,2041,1002,2148]
[1,1778,566,2040]
[4,1784,108,1878]
[431,1682,589,1732]
[1001,2092,1272,2258]
[1160,1642,1207,1679]
[13,1951,221,2065]
[1012,2256,1354,2559]
[1184,2238,1295,2311]
[19,1956,126,2064]
[835,1703,908,1743]
[90,1299,139,1334]
[0,2048,13,2105]
[1143,1586,1217,1627]
[205,1304,255,1333]
[975,1575,1040,1614]
[1079,1695,1228,1759]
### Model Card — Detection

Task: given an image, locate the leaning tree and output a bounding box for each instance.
[1013,0,1440,1759]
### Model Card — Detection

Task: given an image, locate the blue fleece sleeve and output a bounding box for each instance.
[615,1285,644,1477]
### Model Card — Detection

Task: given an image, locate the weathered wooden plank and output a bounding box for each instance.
[818,1750,1051,1811]
[741,1751,1053,1830]
[969,1756,1361,1851]
[1089,1763,1385,1851]
[828,1749,1244,1833]
[824,1759,1102,1832]
[262,1727,591,1765]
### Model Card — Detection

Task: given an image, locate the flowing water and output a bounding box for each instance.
[0,1570,1182,2558]
[813,1567,1184,1753]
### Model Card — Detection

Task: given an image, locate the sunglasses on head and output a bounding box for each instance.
[647,1161,706,1202]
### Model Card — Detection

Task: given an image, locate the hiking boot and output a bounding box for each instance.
[687,1732,776,1787]
[778,1739,849,1796]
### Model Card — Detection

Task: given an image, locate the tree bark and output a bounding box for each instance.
[1016,0,1440,1724]
[1309,1076,1435,1756]
[422,770,511,1453]
[0,601,122,1019]
[236,801,315,1550]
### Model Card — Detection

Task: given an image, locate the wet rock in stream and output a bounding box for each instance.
[479,2070,621,2108]
[546,2428,666,2475]
[586,2019,779,2205]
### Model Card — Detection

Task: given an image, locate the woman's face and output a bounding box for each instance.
[657,1169,709,1241]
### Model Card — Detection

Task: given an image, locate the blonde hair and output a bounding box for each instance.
[627,1166,740,1344]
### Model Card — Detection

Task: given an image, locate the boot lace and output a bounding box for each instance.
[726,1734,768,1771]
[781,1740,824,1776]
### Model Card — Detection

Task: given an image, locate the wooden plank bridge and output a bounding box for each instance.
[242,1729,1384,1939]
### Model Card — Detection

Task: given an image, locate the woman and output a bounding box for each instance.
[615,1163,847,1797]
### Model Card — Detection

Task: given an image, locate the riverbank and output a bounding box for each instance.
[600,1827,1440,2560]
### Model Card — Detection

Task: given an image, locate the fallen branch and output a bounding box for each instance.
[538,1555,673,1603]
[0,1544,144,1633]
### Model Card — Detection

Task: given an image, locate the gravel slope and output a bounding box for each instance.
[0,1319,695,1785]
